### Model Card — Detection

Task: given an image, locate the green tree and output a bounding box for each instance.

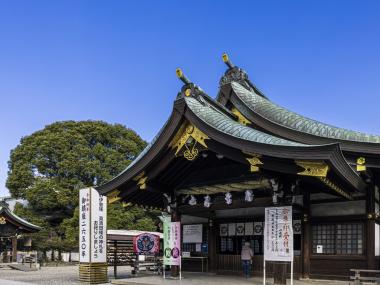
[61,202,161,250]
[7,120,159,253]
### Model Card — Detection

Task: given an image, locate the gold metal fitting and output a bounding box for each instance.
[356,157,366,172]
[222,53,229,63]
[185,89,191,97]
[176,68,183,78]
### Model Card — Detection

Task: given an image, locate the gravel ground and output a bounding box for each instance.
[0,265,132,285]
[0,265,350,285]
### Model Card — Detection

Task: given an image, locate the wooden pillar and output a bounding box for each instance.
[302,190,311,279]
[113,240,117,278]
[171,207,180,277]
[273,181,291,285]
[366,181,376,269]
[208,213,217,272]
[11,236,17,263]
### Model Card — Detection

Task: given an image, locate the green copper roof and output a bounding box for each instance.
[185,96,306,147]
[0,204,41,231]
[231,82,380,144]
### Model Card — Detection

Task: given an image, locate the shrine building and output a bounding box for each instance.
[97,54,380,280]
[0,198,41,263]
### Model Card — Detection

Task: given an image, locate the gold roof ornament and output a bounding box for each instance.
[247,155,263,172]
[0,216,6,224]
[176,68,191,84]
[295,160,329,177]
[231,107,251,125]
[170,122,209,161]
[137,176,148,190]
[222,53,235,69]
[356,157,366,172]
[133,172,148,190]
[107,189,121,204]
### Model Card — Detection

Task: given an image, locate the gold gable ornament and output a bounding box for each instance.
[170,123,209,161]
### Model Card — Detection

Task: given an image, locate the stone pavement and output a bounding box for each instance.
[0,265,352,285]
[111,273,349,285]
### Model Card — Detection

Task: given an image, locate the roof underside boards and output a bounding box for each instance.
[0,206,41,232]
[220,79,380,155]
[97,84,367,206]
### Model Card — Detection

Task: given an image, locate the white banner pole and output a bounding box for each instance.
[290,260,294,285]
[263,259,266,285]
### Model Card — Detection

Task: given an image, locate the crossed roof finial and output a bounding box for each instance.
[176,68,191,85]
[222,53,235,69]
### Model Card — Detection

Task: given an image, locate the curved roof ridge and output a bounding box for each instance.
[185,95,313,147]
[231,81,380,144]
[0,206,41,230]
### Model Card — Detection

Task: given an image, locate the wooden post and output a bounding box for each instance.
[208,213,217,272]
[113,240,117,278]
[171,207,180,278]
[11,236,17,263]
[273,182,290,285]
[366,180,376,269]
[302,190,310,279]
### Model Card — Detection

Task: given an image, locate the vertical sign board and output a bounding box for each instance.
[79,188,91,263]
[263,206,294,285]
[79,188,107,284]
[163,220,181,266]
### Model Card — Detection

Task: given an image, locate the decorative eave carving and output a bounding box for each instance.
[318,177,353,200]
[356,157,366,172]
[246,155,263,172]
[107,189,121,204]
[0,216,6,224]
[133,172,148,190]
[170,122,209,161]
[295,160,329,177]
[231,107,251,126]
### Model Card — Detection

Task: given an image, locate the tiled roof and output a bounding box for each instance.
[185,96,306,147]
[0,206,41,231]
[231,82,380,144]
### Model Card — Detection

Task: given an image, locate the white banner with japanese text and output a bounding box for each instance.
[264,206,293,262]
[79,187,107,263]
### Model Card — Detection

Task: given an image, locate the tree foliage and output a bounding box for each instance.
[7,120,159,253]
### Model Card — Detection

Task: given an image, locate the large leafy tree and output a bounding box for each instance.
[6,121,158,253]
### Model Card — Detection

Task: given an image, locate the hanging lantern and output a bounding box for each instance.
[225,192,232,205]
[189,195,197,206]
[204,195,211,208]
[245,190,254,202]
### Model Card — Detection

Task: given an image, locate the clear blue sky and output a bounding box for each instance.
[1,0,379,196]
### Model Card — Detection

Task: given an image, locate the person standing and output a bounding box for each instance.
[241,241,254,278]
